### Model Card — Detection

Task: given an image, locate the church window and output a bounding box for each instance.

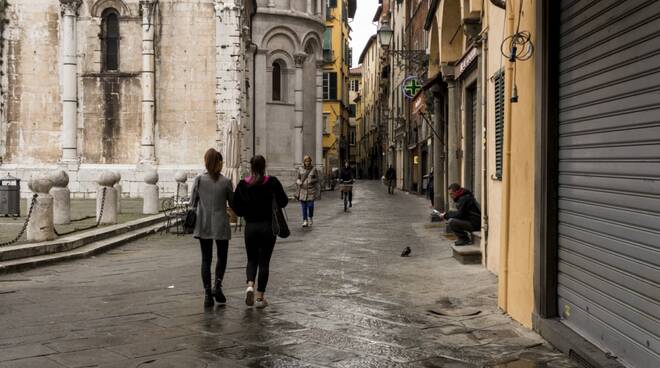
[272,61,283,101]
[101,8,120,72]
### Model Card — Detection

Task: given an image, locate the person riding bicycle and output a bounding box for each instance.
[339,161,354,208]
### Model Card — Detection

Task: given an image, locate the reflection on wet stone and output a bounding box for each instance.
[0,183,578,368]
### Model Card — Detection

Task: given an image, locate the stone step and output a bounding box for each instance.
[0,221,171,274]
[451,244,482,265]
[0,214,169,262]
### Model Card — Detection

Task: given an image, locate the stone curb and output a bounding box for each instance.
[0,214,169,262]
[0,218,176,275]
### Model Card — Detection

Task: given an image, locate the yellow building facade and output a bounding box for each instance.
[322,0,355,176]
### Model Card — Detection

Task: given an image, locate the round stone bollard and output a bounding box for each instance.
[96,172,119,225]
[174,171,188,200]
[113,172,122,214]
[27,173,55,242]
[143,170,159,215]
[50,170,71,225]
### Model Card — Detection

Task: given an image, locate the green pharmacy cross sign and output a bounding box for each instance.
[403,76,422,99]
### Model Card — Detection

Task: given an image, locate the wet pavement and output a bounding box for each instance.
[0,181,577,368]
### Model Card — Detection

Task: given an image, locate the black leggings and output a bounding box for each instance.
[341,190,353,203]
[244,221,276,293]
[199,239,229,290]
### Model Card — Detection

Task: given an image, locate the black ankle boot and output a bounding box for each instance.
[213,279,226,304]
[204,288,214,308]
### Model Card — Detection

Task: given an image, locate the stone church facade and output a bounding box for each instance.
[0,0,324,197]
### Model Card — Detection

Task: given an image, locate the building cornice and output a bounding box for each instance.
[255,8,325,29]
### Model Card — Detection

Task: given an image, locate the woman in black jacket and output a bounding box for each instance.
[231,155,288,308]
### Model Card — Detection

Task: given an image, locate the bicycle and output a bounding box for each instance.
[339,179,354,212]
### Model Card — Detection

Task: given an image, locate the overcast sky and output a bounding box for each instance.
[350,0,379,67]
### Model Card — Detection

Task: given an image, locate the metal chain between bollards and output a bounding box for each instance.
[54,187,108,237]
[0,194,38,247]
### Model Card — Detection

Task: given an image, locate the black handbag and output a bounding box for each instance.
[272,196,290,239]
[183,176,201,234]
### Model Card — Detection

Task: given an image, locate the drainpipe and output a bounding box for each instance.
[498,0,515,312]
[480,29,489,267]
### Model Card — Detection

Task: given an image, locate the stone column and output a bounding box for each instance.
[431,87,445,212]
[294,53,306,167]
[96,172,119,225]
[139,0,157,165]
[27,174,55,242]
[59,0,82,163]
[175,171,188,200]
[315,60,324,172]
[306,0,312,13]
[214,0,243,157]
[50,170,71,225]
[446,78,460,192]
[143,170,159,214]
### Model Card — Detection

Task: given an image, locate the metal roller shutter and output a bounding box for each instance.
[557,1,660,367]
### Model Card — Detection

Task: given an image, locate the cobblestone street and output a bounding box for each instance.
[0,182,576,368]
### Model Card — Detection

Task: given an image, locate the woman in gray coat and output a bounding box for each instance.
[191,148,234,308]
[296,155,319,228]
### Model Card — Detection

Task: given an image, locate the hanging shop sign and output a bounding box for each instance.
[455,47,478,78]
[402,76,422,99]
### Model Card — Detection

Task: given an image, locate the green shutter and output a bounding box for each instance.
[330,72,338,100]
[494,70,505,180]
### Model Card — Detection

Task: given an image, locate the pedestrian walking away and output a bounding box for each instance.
[427,168,434,207]
[339,161,354,208]
[440,183,481,246]
[191,148,234,308]
[296,155,319,228]
[385,165,396,194]
[231,155,288,308]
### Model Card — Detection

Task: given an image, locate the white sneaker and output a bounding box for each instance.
[245,286,255,306]
[255,298,269,309]
[308,218,313,226]
[302,220,308,227]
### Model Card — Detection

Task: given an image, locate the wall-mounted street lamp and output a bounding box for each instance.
[377,20,428,77]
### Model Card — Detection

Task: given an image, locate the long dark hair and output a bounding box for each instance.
[249,155,266,186]
[204,148,223,181]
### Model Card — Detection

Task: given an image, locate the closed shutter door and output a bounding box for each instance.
[557,1,660,367]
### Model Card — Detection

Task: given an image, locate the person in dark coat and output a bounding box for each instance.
[426,168,434,206]
[385,165,396,194]
[339,161,354,207]
[441,183,481,246]
[231,155,288,308]
[191,148,234,308]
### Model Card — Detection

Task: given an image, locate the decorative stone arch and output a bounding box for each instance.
[267,50,294,103]
[302,31,322,62]
[260,26,301,55]
[90,0,131,17]
[439,0,463,64]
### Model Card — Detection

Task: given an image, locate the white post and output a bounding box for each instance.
[96,172,119,225]
[294,54,306,167]
[59,0,82,163]
[315,60,324,172]
[143,170,159,215]
[140,0,157,165]
[50,170,71,225]
[27,175,55,242]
